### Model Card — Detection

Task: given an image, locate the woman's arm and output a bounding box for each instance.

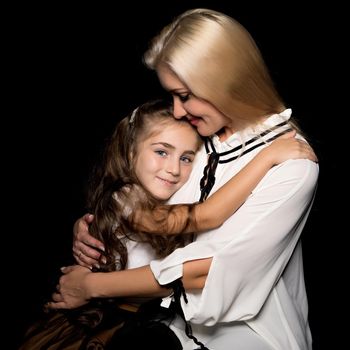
[47,258,212,310]
[133,132,317,234]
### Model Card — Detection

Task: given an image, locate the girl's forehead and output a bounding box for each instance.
[146,121,191,138]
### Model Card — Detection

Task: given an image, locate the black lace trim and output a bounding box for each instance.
[166,278,210,350]
[200,123,292,202]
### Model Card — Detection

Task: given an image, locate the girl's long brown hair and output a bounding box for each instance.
[59,100,200,332]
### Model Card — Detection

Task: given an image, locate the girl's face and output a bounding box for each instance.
[157,64,233,138]
[134,123,199,201]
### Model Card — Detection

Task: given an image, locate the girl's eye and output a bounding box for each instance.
[155,150,167,157]
[180,156,193,163]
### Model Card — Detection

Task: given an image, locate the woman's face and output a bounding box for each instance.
[157,64,233,137]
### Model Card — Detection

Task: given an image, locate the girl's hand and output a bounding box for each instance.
[262,130,318,165]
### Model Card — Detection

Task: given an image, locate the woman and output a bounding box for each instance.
[50,9,318,350]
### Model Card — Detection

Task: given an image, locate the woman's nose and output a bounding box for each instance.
[173,99,187,119]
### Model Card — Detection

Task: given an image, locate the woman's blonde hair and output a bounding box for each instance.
[144,8,287,126]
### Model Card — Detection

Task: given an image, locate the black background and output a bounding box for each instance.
[8,2,344,349]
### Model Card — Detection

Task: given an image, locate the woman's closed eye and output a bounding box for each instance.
[173,92,191,102]
[178,94,190,102]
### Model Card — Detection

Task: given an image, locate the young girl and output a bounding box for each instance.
[36,99,315,350]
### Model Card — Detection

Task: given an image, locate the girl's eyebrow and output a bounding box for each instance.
[151,142,175,149]
[151,142,196,155]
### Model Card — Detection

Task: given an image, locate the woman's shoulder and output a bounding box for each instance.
[250,159,318,202]
[272,158,319,189]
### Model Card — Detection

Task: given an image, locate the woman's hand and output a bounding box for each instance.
[46,265,93,310]
[72,214,106,269]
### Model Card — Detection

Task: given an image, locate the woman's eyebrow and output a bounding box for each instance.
[171,89,189,94]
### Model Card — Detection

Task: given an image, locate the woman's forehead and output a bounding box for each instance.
[157,65,189,92]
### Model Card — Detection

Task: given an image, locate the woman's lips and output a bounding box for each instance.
[188,117,201,126]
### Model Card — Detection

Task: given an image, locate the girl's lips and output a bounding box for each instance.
[156,177,177,186]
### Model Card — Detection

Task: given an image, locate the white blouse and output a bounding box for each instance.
[150,109,318,350]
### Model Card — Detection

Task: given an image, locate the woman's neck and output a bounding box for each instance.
[217,127,235,142]
[217,114,271,142]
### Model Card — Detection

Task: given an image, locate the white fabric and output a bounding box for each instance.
[125,237,157,270]
[149,109,318,349]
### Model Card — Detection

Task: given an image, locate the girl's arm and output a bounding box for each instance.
[71,132,316,268]
[133,132,317,234]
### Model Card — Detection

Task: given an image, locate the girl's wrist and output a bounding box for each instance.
[257,146,275,167]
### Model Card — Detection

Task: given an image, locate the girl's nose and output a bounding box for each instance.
[166,159,180,176]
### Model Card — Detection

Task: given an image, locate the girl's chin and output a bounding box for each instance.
[152,190,174,201]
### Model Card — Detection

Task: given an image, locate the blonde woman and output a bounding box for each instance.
[53,9,318,350]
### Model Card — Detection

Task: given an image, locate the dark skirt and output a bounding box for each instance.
[18,298,182,350]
